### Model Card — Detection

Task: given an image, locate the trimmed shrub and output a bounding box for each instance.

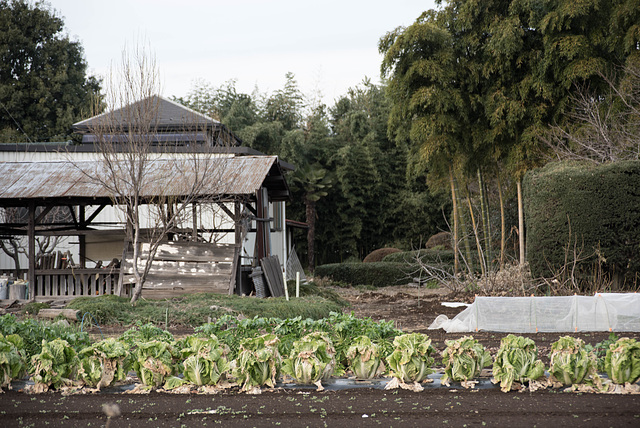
[524,161,640,287]
[425,231,452,250]
[314,262,408,287]
[383,248,456,268]
[363,248,401,263]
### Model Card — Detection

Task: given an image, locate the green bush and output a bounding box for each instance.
[382,248,456,267]
[363,248,401,263]
[524,161,640,287]
[315,262,408,287]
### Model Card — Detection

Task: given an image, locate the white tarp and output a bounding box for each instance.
[428,293,640,333]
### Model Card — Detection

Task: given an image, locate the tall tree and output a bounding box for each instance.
[0,0,102,142]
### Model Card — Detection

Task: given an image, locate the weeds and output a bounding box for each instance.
[66,292,345,327]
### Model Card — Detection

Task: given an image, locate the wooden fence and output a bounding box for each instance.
[1,268,129,299]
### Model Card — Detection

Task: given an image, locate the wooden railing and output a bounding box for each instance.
[0,269,130,298]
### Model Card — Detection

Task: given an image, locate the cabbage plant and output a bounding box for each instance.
[30,338,79,392]
[0,333,25,390]
[548,336,597,386]
[492,335,545,392]
[345,335,385,379]
[232,333,281,392]
[386,333,435,385]
[604,337,640,385]
[441,336,492,386]
[180,335,230,386]
[282,332,336,387]
[78,338,130,390]
[132,340,177,388]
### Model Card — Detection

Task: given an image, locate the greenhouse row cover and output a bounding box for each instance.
[428,293,640,333]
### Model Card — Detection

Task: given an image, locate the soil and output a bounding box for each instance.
[2,285,640,427]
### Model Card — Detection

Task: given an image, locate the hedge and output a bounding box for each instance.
[314,262,409,287]
[523,161,640,287]
[382,248,456,267]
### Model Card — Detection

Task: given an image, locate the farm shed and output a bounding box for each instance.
[0,155,290,300]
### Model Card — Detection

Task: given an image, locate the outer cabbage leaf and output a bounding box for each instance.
[30,339,79,392]
[386,333,435,383]
[345,335,386,379]
[78,338,130,389]
[232,333,281,392]
[180,335,230,386]
[132,340,176,388]
[549,336,597,386]
[492,335,545,392]
[604,337,640,385]
[0,333,26,390]
[282,332,336,385]
[441,336,491,385]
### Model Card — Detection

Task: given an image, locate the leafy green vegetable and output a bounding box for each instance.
[78,338,130,389]
[0,315,90,364]
[120,322,174,349]
[441,336,492,386]
[585,332,619,373]
[548,336,597,386]
[163,375,187,390]
[386,333,435,383]
[232,333,281,392]
[282,332,336,385]
[132,340,177,388]
[30,339,79,392]
[492,335,546,392]
[345,335,386,379]
[328,312,400,368]
[180,335,230,386]
[0,333,26,390]
[604,337,640,385]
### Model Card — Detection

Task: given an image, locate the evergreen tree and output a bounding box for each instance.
[0,0,102,142]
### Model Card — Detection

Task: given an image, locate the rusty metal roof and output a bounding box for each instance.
[0,156,289,207]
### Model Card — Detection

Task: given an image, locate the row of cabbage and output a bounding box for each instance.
[1,313,639,393]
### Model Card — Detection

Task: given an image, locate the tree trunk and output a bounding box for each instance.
[497,173,506,269]
[305,196,317,274]
[517,178,525,266]
[454,175,473,273]
[466,188,486,277]
[449,167,459,277]
[478,169,491,268]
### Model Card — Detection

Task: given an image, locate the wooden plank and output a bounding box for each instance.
[123,273,232,288]
[122,261,232,276]
[139,242,234,262]
[38,309,79,321]
[260,256,285,297]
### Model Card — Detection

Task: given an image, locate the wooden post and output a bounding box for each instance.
[256,190,265,260]
[79,205,86,268]
[192,203,198,240]
[229,200,242,295]
[28,202,36,301]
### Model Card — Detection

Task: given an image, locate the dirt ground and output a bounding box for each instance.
[2,286,640,427]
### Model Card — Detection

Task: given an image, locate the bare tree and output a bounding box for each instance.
[542,64,640,163]
[79,44,232,304]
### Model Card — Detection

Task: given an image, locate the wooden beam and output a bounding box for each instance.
[67,205,78,227]
[216,202,235,220]
[192,203,198,240]
[28,203,36,301]
[34,206,54,225]
[79,205,86,268]
[85,204,107,224]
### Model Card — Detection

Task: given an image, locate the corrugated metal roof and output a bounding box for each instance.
[0,156,288,206]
